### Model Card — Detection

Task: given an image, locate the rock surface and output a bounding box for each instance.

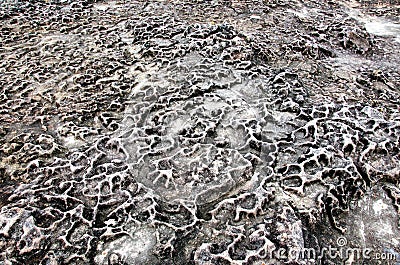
[0,0,400,264]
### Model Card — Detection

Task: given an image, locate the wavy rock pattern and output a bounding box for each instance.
[1,0,400,264]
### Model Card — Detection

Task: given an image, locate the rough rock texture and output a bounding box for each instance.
[0,0,400,264]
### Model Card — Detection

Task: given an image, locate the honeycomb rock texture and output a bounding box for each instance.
[1,0,400,264]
